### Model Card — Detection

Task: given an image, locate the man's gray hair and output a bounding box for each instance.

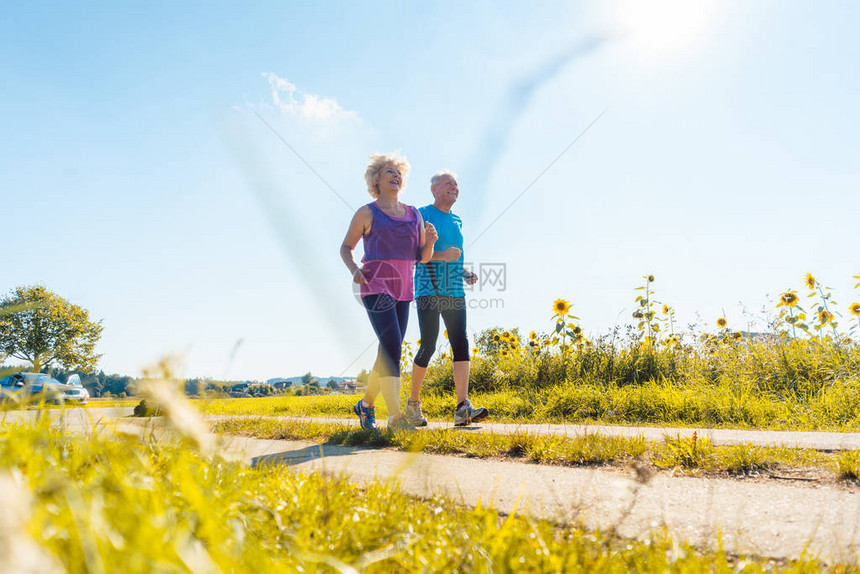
[430,169,458,187]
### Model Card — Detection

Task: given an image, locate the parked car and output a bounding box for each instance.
[0,372,89,405]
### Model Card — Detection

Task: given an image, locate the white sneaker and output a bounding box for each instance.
[388,413,416,433]
[454,398,488,427]
[404,400,428,427]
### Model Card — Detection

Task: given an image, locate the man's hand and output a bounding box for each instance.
[465,271,478,285]
[443,247,462,261]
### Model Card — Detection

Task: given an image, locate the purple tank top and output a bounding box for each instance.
[360,202,421,301]
[362,202,420,262]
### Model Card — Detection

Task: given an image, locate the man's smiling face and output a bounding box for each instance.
[432,174,459,205]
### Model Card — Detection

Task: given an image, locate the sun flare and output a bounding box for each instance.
[613,0,721,61]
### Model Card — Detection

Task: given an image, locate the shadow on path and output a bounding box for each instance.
[251,443,363,468]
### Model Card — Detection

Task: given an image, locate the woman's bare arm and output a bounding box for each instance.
[340,205,373,283]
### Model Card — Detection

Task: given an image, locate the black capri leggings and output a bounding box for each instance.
[362,293,411,377]
[414,295,469,367]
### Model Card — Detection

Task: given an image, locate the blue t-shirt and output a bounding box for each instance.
[414,205,465,297]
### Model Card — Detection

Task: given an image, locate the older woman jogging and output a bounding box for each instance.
[406,169,488,427]
[340,152,437,431]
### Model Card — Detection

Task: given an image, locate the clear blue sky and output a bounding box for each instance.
[2,1,858,380]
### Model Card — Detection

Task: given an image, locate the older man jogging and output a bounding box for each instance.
[406,170,488,427]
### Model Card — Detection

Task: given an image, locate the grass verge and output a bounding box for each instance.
[214,418,852,479]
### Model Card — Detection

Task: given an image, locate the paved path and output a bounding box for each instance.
[208,413,860,451]
[10,407,860,451]
[6,406,860,561]
[10,407,860,450]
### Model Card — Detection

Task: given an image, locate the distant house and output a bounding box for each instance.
[267,377,293,387]
[338,378,358,393]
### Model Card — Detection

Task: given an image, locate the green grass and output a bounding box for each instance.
[213,418,846,478]
[651,434,831,474]
[5,414,850,572]
[194,375,860,432]
[413,327,860,431]
[835,450,860,480]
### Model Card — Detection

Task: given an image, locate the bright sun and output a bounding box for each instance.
[613,0,721,61]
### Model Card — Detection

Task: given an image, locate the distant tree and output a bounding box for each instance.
[0,285,103,373]
[356,369,370,386]
[184,378,203,396]
[301,372,313,386]
[326,379,339,390]
[103,374,135,397]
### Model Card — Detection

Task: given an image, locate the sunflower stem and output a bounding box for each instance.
[788,307,797,339]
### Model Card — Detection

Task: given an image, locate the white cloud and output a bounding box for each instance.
[262,72,359,124]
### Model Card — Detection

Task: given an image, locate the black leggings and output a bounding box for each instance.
[414,295,469,367]
[362,293,411,377]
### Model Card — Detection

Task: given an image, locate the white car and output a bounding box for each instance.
[0,372,89,405]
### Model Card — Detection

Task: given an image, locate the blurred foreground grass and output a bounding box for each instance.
[3,410,856,572]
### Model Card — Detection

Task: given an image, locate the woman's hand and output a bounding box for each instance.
[352,267,371,285]
[425,222,438,244]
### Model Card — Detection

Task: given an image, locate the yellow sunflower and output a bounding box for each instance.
[501,331,511,340]
[647,275,655,282]
[805,273,816,289]
[529,330,537,340]
[818,310,833,324]
[443,330,448,339]
[778,291,799,307]
[850,302,860,316]
[716,317,727,328]
[553,299,571,316]
[662,304,670,315]
[441,352,449,360]
[492,334,501,343]
[732,332,743,341]
[500,350,509,357]
[471,347,479,355]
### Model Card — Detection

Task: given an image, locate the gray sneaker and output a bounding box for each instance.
[404,400,428,427]
[387,413,416,433]
[454,398,489,427]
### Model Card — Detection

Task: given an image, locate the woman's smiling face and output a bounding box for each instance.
[376,163,403,195]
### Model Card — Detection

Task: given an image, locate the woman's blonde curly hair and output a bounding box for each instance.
[364,152,410,198]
